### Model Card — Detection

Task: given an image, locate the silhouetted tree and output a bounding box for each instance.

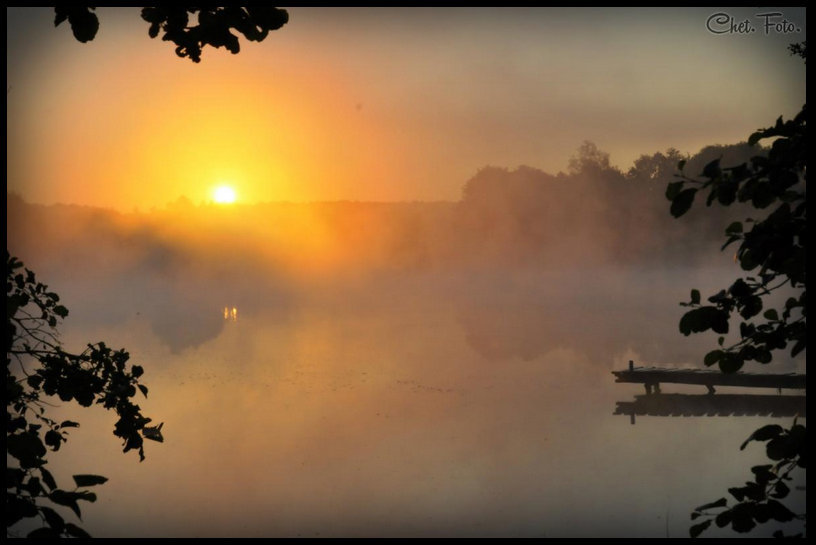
[567,140,613,176]
[627,148,686,183]
[6,6,284,536]
[55,6,289,63]
[6,252,163,537]
[666,44,806,538]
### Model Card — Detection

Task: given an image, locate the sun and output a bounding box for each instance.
[213,185,237,204]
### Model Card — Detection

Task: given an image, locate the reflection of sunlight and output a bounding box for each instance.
[223,306,238,322]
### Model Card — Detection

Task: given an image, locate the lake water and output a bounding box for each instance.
[26,265,805,538]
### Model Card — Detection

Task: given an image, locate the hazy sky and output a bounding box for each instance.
[7,7,806,209]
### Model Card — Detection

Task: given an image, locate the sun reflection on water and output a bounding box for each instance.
[223,306,238,322]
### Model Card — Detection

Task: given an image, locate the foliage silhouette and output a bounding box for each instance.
[6,252,163,537]
[567,140,613,176]
[55,6,289,62]
[9,7,288,536]
[666,43,806,538]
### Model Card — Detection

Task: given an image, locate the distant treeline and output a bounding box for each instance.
[456,142,760,267]
[7,141,762,277]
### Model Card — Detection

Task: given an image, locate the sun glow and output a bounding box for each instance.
[213,185,237,204]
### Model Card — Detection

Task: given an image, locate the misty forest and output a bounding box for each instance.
[6,8,805,539]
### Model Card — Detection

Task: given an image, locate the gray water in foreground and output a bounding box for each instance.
[19,266,804,538]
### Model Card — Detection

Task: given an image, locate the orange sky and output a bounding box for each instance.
[6,7,807,210]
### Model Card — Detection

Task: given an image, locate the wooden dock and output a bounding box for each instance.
[612,360,806,395]
[615,393,806,424]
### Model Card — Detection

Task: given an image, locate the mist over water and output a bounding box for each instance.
[6,160,805,537]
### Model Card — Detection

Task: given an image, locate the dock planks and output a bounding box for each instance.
[612,360,806,394]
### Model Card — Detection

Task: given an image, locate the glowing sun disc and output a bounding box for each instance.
[213,185,237,204]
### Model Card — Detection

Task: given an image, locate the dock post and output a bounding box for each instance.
[629,360,634,372]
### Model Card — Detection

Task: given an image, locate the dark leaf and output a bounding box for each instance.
[143,422,164,442]
[754,349,772,364]
[28,527,62,538]
[679,306,729,336]
[7,467,25,487]
[717,181,737,205]
[728,486,747,502]
[730,510,756,533]
[666,180,684,201]
[703,350,723,367]
[728,279,751,297]
[702,158,721,178]
[739,296,763,320]
[7,432,47,467]
[40,467,57,491]
[771,481,790,499]
[751,182,776,208]
[766,437,791,461]
[725,221,743,235]
[138,384,149,398]
[738,249,759,271]
[54,9,69,26]
[45,429,63,450]
[67,8,99,43]
[742,425,784,449]
[24,476,43,497]
[750,464,773,482]
[706,289,730,306]
[49,490,82,519]
[694,497,728,511]
[690,519,712,538]
[718,353,743,374]
[6,495,39,526]
[76,490,97,503]
[753,502,773,523]
[714,509,732,528]
[65,523,92,538]
[670,188,697,218]
[766,499,795,522]
[40,506,65,532]
[9,416,26,433]
[73,474,108,487]
[27,374,44,389]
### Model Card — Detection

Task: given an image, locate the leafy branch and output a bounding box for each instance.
[666,106,806,375]
[690,420,805,538]
[54,7,289,63]
[665,87,805,537]
[6,252,164,537]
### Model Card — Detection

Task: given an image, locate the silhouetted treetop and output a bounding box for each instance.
[788,41,806,63]
[54,7,99,43]
[567,140,613,176]
[55,7,289,63]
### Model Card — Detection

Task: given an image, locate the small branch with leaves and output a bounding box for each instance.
[6,252,163,538]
